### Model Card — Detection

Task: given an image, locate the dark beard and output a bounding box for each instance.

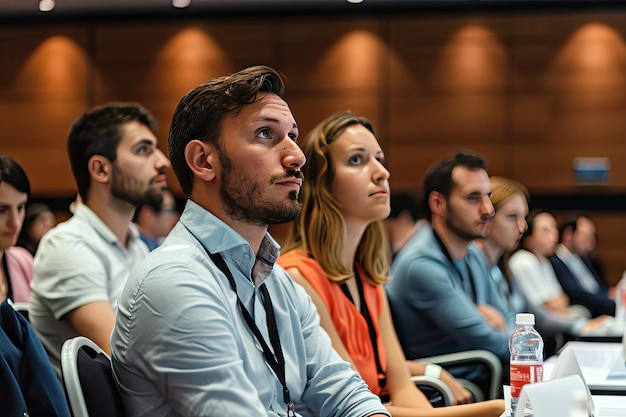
[111,166,164,207]
[445,203,491,241]
[218,151,302,226]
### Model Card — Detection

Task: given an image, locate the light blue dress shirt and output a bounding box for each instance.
[111,200,388,417]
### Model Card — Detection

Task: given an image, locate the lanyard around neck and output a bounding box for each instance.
[185,226,295,416]
[340,265,387,397]
[1,253,13,301]
[432,229,477,302]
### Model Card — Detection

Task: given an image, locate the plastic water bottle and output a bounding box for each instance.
[568,390,588,417]
[509,313,544,416]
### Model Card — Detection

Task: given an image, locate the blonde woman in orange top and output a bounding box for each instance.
[278,111,504,417]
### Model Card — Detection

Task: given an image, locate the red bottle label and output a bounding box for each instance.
[510,363,543,397]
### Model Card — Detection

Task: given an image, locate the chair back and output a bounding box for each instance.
[61,336,125,417]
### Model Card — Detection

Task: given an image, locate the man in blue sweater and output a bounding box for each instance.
[387,151,512,390]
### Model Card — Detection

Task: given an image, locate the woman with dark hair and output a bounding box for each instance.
[472,177,606,352]
[509,208,574,317]
[278,111,504,417]
[0,155,33,303]
[16,203,56,256]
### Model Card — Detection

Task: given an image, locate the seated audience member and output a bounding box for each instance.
[386,152,512,388]
[549,215,616,317]
[471,177,607,354]
[279,111,503,416]
[1,300,72,417]
[111,66,390,417]
[509,210,581,318]
[385,191,428,261]
[16,203,56,256]
[0,155,33,304]
[30,102,170,375]
[133,188,179,251]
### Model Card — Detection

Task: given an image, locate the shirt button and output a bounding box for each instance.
[244,254,250,259]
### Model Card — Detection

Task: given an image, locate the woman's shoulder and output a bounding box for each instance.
[5,246,34,265]
[279,250,326,282]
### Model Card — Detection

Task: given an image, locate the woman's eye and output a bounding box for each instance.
[349,155,362,165]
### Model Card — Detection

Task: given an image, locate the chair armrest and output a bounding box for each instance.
[418,349,503,400]
[410,375,454,406]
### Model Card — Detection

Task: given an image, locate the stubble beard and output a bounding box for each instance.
[111,165,164,207]
[445,204,490,242]
[218,152,302,226]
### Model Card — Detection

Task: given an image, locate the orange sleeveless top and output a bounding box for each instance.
[278,250,387,395]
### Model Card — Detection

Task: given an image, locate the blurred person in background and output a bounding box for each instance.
[509,210,589,319]
[385,191,428,261]
[16,203,56,256]
[549,214,616,317]
[133,188,179,251]
[0,155,33,304]
[30,102,170,376]
[471,177,607,356]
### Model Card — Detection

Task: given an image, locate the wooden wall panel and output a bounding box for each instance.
[387,143,508,190]
[91,21,279,193]
[0,26,90,196]
[280,18,386,140]
[2,11,626,278]
[388,95,507,145]
[510,143,626,192]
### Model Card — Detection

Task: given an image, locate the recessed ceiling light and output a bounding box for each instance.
[346,0,364,3]
[172,0,191,8]
[39,0,55,12]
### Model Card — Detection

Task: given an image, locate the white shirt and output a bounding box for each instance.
[509,249,564,306]
[30,204,148,376]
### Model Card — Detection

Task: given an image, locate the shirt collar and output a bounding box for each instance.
[73,203,141,246]
[179,199,281,286]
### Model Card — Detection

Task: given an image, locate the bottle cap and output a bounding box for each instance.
[515,313,535,325]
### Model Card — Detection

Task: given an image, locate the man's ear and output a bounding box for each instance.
[428,191,447,217]
[88,155,111,185]
[185,139,217,182]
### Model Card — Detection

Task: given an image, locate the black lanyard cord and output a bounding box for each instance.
[432,229,477,303]
[208,252,292,409]
[184,226,294,416]
[340,265,387,396]
[2,253,13,301]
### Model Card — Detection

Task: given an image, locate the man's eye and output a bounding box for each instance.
[258,129,272,139]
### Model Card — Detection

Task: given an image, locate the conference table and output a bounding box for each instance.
[543,341,626,395]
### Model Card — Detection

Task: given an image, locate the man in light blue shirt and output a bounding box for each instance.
[111,66,389,417]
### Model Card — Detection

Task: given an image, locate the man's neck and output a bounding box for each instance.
[189,191,269,256]
[86,196,135,248]
[432,221,469,260]
[228,220,267,256]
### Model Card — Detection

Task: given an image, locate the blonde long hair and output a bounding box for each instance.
[283,111,390,285]
[489,176,529,281]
